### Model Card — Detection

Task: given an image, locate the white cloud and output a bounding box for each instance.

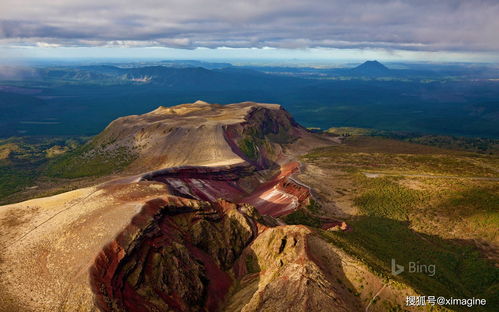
[0,0,498,53]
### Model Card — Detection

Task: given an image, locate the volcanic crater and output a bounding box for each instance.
[0,101,414,312]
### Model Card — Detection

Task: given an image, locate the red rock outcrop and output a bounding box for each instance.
[88,155,320,312]
[90,197,259,312]
[240,162,311,217]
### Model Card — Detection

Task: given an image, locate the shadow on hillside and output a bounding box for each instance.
[321,215,498,311]
[223,247,261,311]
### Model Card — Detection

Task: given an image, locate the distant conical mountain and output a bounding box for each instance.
[351,60,390,76]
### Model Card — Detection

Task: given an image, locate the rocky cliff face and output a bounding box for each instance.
[91,197,259,312]
[229,226,357,312]
[224,104,305,169]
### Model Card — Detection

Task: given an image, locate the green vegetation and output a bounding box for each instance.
[327,127,377,136]
[320,176,498,311]
[327,127,499,154]
[0,136,86,202]
[300,136,499,311]
[303,136,499,177]
[266,125,295,144]
[0,165,38,200]
[245,253,260,274]
[45,143,136,178]
[281,199,323,228]
[407,136,499,154]
[353,177,422,221]
[435,186,499,242]
[238,136,258,160]
[321,217,498,311]
[283,209,322,228]
[444,187,499,216]
[0,135,136,203]
[237,121,295,161]
[305,198,321,214]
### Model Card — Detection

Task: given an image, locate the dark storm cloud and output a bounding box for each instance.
[1,0,498,51]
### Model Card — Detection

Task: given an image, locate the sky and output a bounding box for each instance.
[1,0,499,63]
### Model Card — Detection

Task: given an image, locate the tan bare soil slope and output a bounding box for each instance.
[83,100,306,171]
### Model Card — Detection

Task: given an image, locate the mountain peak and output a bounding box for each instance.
[361,60,385,66]
[193,100,209,105]
[351,60,390,75]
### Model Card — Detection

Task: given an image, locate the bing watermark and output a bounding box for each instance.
[391,258,436,276]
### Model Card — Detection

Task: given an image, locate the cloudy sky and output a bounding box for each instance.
[1,0,498,62]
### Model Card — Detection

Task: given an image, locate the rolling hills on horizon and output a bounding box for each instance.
[1,60,498,139]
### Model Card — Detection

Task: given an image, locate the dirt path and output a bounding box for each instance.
[365,284,387,312]
[3,188,101,249]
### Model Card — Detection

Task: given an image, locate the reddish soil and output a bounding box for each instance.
[241,162,310,217]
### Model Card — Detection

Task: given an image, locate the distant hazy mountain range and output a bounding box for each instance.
[0,60,498,138]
